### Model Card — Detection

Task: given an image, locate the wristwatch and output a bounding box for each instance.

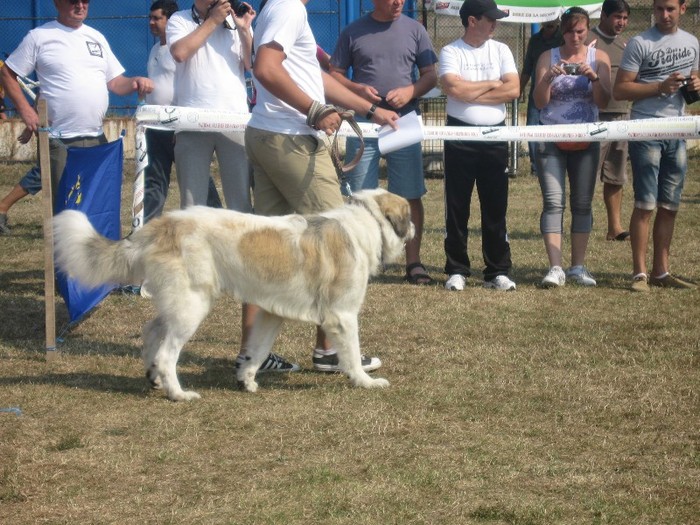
[365,104,377,120]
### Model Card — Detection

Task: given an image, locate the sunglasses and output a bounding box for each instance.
[69,0,90,4]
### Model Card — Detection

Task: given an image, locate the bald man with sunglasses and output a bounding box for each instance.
[0,0,153,209]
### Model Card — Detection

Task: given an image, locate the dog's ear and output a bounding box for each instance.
[375,192,412,240]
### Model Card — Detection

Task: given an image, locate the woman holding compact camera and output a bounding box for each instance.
[532,6,611,288]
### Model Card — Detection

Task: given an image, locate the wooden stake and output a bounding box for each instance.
[38,99,58,361]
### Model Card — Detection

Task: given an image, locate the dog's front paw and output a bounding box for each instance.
[168,390,202,402]
[368,377,390,388]
[350,374,390,389]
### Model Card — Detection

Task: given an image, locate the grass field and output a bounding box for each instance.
[1,155,698,524]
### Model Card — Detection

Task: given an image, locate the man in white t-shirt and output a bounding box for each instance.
[167,0,253,212]
[1,0,153,208]
[439,0,520,292]
[244,0,399,374]
[143,0,221,223]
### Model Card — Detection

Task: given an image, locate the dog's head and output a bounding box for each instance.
[349,189,415,264]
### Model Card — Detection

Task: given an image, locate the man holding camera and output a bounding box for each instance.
[614,0,699,292]
[143,0,222,223]
[167,0,253,212]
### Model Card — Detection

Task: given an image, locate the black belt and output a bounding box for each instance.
[447,115,505,127]
[52,133,107,144]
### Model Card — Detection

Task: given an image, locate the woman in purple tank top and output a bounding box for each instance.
[531,7,611,289]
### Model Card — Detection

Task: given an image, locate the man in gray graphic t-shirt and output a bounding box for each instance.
[614,0,699,292]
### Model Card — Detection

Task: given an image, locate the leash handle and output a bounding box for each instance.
[333,111,364,173]
[307,100,365,193]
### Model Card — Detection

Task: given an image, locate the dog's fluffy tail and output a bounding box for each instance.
[53,210,138,288]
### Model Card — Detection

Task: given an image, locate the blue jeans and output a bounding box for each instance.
[19,165,42,195]
[49,134,108,211]
[629,139,686,211]
[535,141,600,234]
[526,100,541,175]
[343,137,426,199]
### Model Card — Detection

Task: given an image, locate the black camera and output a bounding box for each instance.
[679,76,699,105]
[232,0,250,16]
[213,0,250,30]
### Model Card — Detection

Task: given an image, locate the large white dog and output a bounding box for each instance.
[53,189,414,401]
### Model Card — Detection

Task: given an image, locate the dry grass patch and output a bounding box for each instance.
[1,155,699,524]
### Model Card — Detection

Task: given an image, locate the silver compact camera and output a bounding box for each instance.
[562,63,581,75]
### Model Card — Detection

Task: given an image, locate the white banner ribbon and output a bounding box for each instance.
[135,105,700,143]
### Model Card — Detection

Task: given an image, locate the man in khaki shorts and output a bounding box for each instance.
[245,130,345,216]
[586,0,631,241]
[244,0,399,372]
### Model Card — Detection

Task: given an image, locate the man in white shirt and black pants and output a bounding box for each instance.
[440,0,520,292]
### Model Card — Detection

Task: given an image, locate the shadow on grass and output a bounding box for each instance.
[0,223,43,240]
[384,263,637,290]
[423,226,542,242]
[0,269,45,296]
[0,345,319,397]
[513,266,639,290]
[0,294,70,343]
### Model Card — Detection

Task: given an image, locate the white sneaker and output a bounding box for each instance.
[566,265,597,286]
[445,274,466,291]
[483,275,516,291]
[541,266,566,288]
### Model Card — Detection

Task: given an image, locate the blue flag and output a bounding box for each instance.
[55,138,123,323]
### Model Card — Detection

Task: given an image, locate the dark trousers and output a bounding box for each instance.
[143,129,222,223]
[143,128,175,223]
[443,115,512,280]
[49,134,108,211]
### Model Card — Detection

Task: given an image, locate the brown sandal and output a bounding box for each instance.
[405,262,433,285]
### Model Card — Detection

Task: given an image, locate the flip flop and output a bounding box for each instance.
[607,231,630,241]
[405,262,433,285]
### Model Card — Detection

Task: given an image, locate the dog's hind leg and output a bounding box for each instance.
[322,313,389,389]
[237,309,284,393]
[143,317,166,390]
[153,292,212,401]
